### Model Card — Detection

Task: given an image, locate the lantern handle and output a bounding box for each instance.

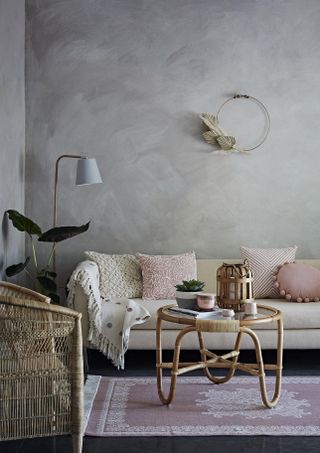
[222,259,250,278]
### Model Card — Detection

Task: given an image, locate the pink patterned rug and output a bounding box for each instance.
[84,376,320,436]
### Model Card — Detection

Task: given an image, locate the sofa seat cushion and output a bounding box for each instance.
[131,299,320,331]
[255,299,320,330]
[131,299,182,330]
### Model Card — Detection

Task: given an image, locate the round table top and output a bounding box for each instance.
[158,304,282,327]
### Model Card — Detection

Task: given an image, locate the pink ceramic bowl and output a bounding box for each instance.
[196,293,216,311]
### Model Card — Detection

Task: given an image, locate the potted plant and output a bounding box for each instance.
[5,209,90,304]
[175,279,205,309]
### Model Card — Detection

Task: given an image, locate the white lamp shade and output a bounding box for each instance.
[76,158,103,186]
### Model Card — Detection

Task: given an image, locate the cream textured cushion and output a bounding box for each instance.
[136,252,197,299]
[240,246,297,299]
[84,252,142,299]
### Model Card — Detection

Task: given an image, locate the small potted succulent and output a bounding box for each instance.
[175,279,205,309]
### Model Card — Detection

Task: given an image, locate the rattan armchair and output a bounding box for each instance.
[0,281,51,304]
[0,282,84,452]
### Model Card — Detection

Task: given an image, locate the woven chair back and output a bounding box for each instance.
[0,293,83,452]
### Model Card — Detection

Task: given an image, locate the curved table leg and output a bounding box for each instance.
[242,318,283,408]
[156,318,195,405]
[198,330,243,384]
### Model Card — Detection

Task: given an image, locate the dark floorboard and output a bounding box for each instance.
[2,436,320,453]
[87,348,320,377]
[2,349,320,453]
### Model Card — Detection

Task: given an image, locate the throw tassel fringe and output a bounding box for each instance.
[67,263,125,369]
[67,261,149,370]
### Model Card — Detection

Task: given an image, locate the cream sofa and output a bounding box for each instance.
[72,259,320,351]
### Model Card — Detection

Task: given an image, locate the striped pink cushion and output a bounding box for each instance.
[137,252,197,300]
[240,246,298,299]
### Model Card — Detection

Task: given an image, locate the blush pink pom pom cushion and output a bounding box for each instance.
[137,252,197,299]
[275,262,320,302]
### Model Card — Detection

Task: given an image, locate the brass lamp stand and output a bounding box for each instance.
[52,154,102,268]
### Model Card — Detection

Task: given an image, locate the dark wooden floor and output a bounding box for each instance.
[2,349,320,453]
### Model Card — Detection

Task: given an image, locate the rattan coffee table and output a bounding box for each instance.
[156,304,283,408]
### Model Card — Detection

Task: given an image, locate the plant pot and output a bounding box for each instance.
[176,291,199,310]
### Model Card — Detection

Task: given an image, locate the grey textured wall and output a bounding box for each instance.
[26,0,320,285]
[0,0,25,279]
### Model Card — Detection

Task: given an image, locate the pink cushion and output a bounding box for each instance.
[275,262,320,302]
[240,246,297,298]
[137,252,197,300]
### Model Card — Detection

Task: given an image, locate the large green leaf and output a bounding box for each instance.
[46,270,57,278]
[38,222,90,243]
[6,256,31,277]
[6,210,42,236]
[37,276,57,292]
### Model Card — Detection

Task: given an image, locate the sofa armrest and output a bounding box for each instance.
[67,260,100,347]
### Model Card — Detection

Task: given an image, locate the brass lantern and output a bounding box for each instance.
[216,260,254,312]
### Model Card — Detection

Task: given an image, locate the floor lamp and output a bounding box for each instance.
[53,154,103,228]
[52,154,103,269]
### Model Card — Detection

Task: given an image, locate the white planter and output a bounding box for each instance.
[176,291,199,309]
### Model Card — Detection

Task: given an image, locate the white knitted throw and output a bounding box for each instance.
[67,261,150,369]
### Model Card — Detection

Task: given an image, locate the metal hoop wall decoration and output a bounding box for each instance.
[200,94,270,153]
